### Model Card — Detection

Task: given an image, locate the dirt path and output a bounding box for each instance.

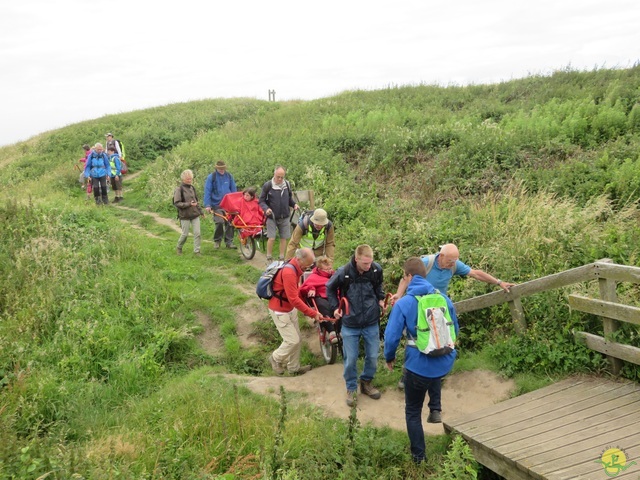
[117,202,516,432]
[229,368,514,433]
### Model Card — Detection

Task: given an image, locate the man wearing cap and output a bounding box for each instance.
[105,133,124,161]
[284,208,335,262]
[204,160,238,249]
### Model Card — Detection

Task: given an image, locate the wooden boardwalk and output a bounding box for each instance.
[444,376,640,480]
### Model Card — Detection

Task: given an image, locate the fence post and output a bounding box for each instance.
[268,90,276,101]
[597,259,623,375]
[508,297,527,335]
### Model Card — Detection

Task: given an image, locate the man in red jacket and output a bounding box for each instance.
[268,248,321,375]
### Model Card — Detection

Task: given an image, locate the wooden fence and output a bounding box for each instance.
[453,260,640,374]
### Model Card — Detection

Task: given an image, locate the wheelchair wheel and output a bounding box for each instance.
[240,236,256,260]
[319,330,338,365]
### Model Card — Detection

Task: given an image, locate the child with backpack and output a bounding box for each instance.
[107,146,124,203]
[299,255,338,344]
[383,256,459,464]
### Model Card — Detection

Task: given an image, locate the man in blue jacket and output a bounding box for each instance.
[326,244,386,407]
[204,160,237,249]
[384,256,459,464]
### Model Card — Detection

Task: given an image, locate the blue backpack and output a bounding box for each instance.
[256,261,297,300]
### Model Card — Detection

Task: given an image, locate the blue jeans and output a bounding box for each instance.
[405,369,442,463]
[341,324,379,392]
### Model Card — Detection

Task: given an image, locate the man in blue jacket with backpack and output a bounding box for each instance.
[204,160,237,249]
[384,256,460,464]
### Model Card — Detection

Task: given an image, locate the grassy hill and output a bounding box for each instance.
[1,66,639,479]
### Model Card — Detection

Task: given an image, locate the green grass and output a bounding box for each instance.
[2,66,640,478]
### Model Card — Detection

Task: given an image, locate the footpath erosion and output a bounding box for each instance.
[116,204,516,433]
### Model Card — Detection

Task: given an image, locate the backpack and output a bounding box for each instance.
[421,254,457,275]
[411,293,456,357]
[120,160,128,174]
[256,261,297,300]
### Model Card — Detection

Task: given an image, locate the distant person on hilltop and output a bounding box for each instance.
[78,144,91,196]
[258,166,299,263]
[204,160,238,249]
[107,146,124,203]
[105,133,125,162]
[83,143,111,205]
[284,208,335,262]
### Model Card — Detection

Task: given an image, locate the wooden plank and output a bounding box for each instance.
[449,378,598,433]
[513,417,640,465]
[494,391,640,452]
[531,426,640,476]
[548,441,640,479]
[483,383,639,447]
[574,331,640,366]
[461,437,538,480]
[455,263,596,314]
[595,261,640,284]
[599,276,624,374]
[568,295,640,326]
[508,297,527,334]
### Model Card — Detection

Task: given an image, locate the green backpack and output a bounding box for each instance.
[411,293,457,357]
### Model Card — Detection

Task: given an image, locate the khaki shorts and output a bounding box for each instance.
[266,216,291,239]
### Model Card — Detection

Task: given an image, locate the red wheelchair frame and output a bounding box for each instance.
[308,296,349,365]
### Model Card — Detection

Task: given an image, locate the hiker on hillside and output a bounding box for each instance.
[284,208,335,262]
[204,160,237,249]
[174,169,203,256]
[258,165,299,263]
[391,243,515,389]
[267,248,321,376]
[107,146,124,203]
[392,243,515,299]
[78,143,92,200]
[84,143,111,205]
[105,133,125,162]
[326,244,387,406]
[384,257,459,464]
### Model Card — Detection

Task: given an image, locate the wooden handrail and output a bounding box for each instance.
[452,259,640,373]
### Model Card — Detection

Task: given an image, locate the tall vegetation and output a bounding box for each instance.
[1,66,639,478]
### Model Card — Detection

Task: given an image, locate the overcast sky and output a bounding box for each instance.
[1,0,639,147]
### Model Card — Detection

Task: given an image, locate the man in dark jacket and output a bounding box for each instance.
[326,244,386,406]
[174,169,203,256]
[258,165,299,262]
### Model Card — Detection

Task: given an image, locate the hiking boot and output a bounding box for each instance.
[346,390,357,407]
[397,380,405,390]
[328,331,338,344]
[176,247,182,255]
[265,256,273,265]
[360,380,381,399]
[289,365,311,376]
[268,354,284,376]
[427,410,442,423]
[214,242,221,249]
[226,244,237,249]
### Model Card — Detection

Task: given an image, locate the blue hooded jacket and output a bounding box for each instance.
[204,171,237,209]
[384,274,459,378]
[84,151,110,178]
